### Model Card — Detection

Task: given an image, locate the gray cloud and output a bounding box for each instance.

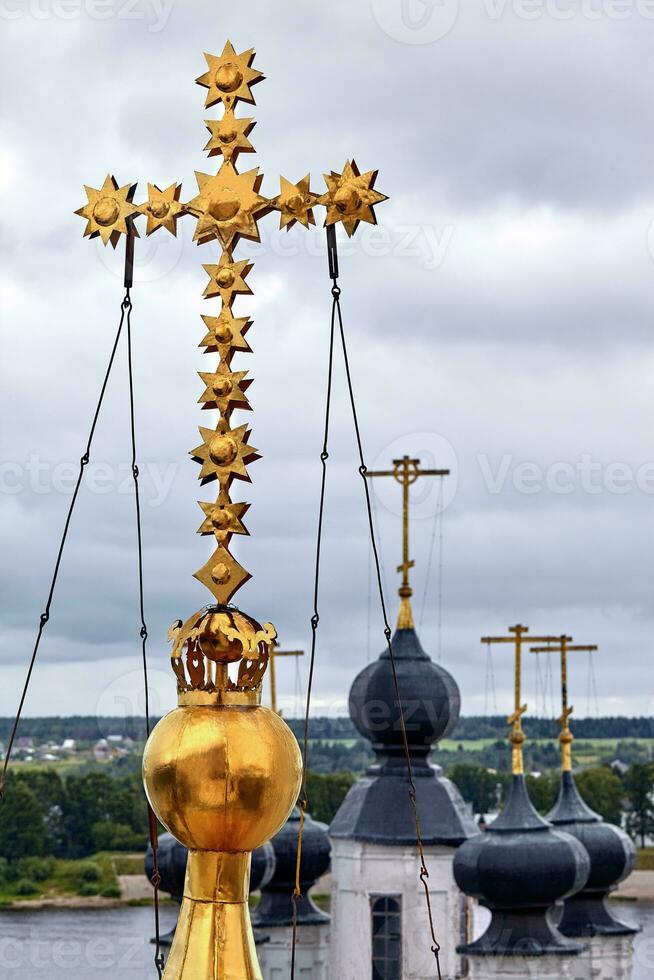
[2,0,654,723]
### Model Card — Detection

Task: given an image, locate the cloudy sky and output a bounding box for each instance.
[2,0,654,726]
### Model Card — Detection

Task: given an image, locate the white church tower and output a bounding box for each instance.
[328,587,477,980]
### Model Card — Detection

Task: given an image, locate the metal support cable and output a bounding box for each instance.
[328,229,442,978]
[2,228,163,977]
[125,289,164,979]
[0,294,128,799]
[290,261,337,980]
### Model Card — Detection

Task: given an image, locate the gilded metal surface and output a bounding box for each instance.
[186,163,270,247]
[366,455,449,629]
[320,160,388,237]
[168,606,276,695]
[75,174,138,248]
[203,256,253,305]
[143,704,302,979]
[137,182,184,236]
[78,47,385,975]
[273,174,318,230]
[481,625,559,774]
[76,41,387,608]
[196,42,264,110]
[204,110,256,162]
[531,638,597,773]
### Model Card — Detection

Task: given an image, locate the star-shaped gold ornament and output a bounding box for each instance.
[194,543,251,604]
[196,42,264,110]
[75,174,139,248]
[137,182,184,236]
[191,420,260,487]
[320,160,388,237]
[273,174,318,230]
[202,254,252,305]
[198,362,251,415]
[186,162,270,247]
[197,491,249,542]
[204,110,256,162]
[199,312,252,358]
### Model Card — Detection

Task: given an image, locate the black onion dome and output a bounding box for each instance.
[349,626,460,758]
[251,808,331,928]
[547,771,637,938]
[454,775,591,956]
[331,623,477,845]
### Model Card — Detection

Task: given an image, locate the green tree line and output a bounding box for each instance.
[0,770,148,862]
[3,714,653,744]
[447,760,654,837]
[0,768,357,863]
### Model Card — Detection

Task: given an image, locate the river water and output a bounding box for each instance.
[0,901,652,977]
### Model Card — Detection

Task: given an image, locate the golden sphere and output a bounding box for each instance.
[211,562,230,585]
[213,377,233,399]
[198,612,242,663]
[143,705,302,852]
[334,183,362,215]
[209,434,238,466]
[209,191,241,223]
[149,199,170,219]
[215,322,233,344]
[215,62,243,93]
[217,267,235,288]
[211,507,231,531]
[219,125,238,144]
[93,197,120,226]
[285,193,305,216]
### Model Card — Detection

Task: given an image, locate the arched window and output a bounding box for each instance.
[371,894,402,980]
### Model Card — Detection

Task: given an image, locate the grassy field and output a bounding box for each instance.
[0,853,129,906]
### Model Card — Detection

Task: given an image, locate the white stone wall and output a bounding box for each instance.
[467,953,581,979]
[570,934,635,980]
[329,838,469,980]
[257,923,329,980]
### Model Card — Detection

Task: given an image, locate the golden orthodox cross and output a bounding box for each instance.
[268,643,304,715]
[365,456,449,628]
[530,636,597,772]
[480,625,559,774]
[75,40,386,609]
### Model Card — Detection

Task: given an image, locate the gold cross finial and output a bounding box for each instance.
[76,41,387,608]
[530,636,597,773]
[365,455,449,630]
[482,625,559,774]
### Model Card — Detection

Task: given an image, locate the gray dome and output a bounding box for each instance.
[548,771,637,938]
[251,808,331,928]
[454,775,590,957]
[349,626,461,759]
[331,621,477,846]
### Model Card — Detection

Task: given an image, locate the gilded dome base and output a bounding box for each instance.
[164,851,261,980]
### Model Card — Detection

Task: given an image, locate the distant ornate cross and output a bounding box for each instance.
[481,625,559,774]
[530,636,597,772]
[75,40,387,608]
[268,643,304,715]
[365,455,448,628]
